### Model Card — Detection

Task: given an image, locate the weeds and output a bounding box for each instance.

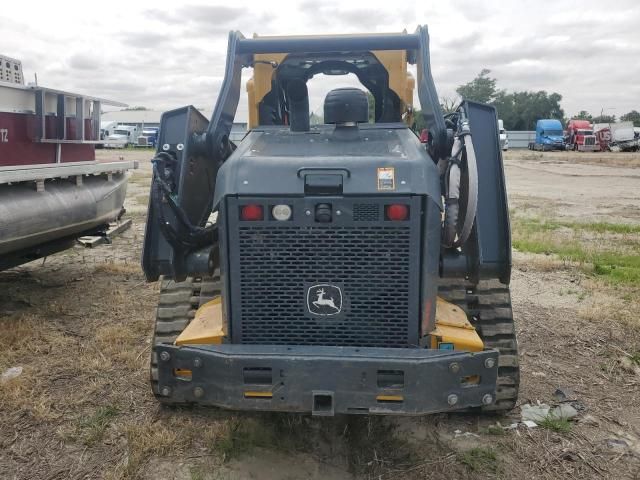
[78,405,119,445]
[513,238,640,285]
[483,425,506,436]
[189,467,207,480]
[215,419,274,459]
[458,447,499,473]
[511,215,640,286]
[514,217,640,235]
[539,417,572,434]
[214,415,313,460]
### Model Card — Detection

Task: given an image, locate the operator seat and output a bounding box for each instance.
[324,88,369,125]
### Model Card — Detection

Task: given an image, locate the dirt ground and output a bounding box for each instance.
[1,148,640,479]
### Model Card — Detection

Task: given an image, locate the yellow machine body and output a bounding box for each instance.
[175,295,481,352]
[430,297,484,352]
[245,33,415,129]
[175,298,226,345]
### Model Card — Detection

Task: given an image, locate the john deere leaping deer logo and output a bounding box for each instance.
[307,284,343,316]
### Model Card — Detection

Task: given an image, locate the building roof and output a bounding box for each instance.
[101,109,247,125]
[102,109,216,124]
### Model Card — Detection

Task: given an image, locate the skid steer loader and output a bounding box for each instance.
[142,27,518,415]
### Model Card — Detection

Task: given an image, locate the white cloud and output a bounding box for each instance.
[2,0,639,121]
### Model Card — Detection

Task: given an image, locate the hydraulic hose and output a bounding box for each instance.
[151,152,217,250]
[442,116,478,249]
[442,138,462,247]
[455,128,478,248]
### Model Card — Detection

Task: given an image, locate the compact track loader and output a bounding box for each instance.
[142,27,518,415]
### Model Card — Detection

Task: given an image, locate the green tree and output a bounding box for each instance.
[439,96,457,114]
[413,110,427,132]
[492,90,565,130]
[592,114,616,123]
[574,110,593,121]
[455,70,565,129]
[413,97,457,133]
[621,110,640,127]
[456,69,498,104]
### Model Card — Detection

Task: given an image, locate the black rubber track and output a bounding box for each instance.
[150,273,221,402]
[438,278,520,412]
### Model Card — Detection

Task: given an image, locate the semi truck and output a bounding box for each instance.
[100,121,118,140]
[137,127,159,148]
[566,119,598,152]
[594,121,638,152]
[104,125,139,148]
[528,119,565,151]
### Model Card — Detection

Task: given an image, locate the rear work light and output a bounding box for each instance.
[385,204,409,221]
[240,204,264,221]
[272,204,292,221]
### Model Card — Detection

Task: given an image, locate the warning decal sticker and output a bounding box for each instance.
[377,167,395,191]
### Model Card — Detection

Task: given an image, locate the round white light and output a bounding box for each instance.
[272,204,292,221]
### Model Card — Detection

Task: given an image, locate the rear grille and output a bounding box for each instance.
[231,221,418,347]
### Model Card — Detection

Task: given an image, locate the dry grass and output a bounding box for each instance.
[505,149,640,168]
[516,253,575,273]
[94,262,141,275]
[2,150,640,479]
[118,422,185,478]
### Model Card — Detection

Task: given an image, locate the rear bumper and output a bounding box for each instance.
[155,344,499,415]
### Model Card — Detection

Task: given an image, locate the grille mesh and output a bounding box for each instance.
[236,225,412,347]
[353,203,380,221]
[585,137,595,146]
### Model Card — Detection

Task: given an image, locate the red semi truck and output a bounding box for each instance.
[566,119,598,152]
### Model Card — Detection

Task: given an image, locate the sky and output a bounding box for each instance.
[2,0,639,122]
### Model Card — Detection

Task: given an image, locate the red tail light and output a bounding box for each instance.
[385,204,409,221]
[240,204,263,221]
